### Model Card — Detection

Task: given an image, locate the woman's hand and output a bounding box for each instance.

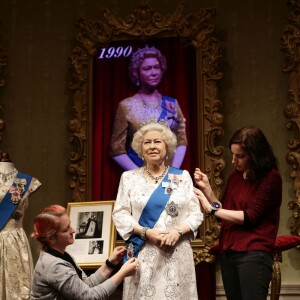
[111,258,139,286]
[146,228,170,246]
[119,257,139,277]
[193,187,212,213]
[159,229,181,250]
[108,246,127,265]
[194,168,215,201]
[194,168,210,190]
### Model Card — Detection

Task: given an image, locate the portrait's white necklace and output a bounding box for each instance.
[139,92,162,109]
[145,166,169,183]
[0,168,18,185]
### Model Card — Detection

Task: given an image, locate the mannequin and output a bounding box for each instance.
[0,151,41,300]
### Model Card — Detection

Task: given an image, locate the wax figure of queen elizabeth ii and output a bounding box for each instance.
[113,120,203,300]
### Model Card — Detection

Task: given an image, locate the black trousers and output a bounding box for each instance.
[220,250,273,300]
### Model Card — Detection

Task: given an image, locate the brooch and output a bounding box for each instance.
[162,173,183,195]
[162,181,176,194]
[9,187,21,204]
[126,243,135,259]
[168,173,183,186]
[165,201,179,218]
[9,178,27,204]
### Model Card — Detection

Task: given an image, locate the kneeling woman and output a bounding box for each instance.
[31,205,138,300]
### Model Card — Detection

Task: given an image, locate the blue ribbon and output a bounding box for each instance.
[0,172,32,230]
[123,167,183,262]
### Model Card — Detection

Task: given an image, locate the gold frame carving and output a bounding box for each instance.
[282,0,300,237]
[67,0,224,263]
[0,21,6,142]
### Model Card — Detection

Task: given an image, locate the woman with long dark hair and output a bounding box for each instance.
[193,126,282,300]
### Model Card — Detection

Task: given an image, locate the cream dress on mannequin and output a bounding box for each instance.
[0,162,41,300]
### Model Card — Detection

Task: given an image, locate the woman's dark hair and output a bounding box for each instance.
[229,126,278,181]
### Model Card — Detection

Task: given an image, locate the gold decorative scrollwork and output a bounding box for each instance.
[282,0,300,237]
[67,0,224,262]
[0,21,7,143]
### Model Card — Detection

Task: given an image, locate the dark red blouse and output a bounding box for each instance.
[219,168,282,254]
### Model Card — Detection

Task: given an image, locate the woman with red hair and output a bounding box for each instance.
[31,205,138,300]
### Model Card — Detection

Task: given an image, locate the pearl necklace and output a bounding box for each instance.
[145,166,169,183]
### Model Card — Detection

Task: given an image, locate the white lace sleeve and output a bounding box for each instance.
[182,170,203,238]
[113,171,138,240]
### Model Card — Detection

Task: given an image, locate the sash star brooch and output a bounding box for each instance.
[165,201,179,217]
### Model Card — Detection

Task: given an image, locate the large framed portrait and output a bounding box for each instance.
[91,37,197,201]
[67,1,224,263]
[66,201,116,269]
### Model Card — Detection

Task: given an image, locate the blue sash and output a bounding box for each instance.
[123,167,183,262]
[127,146,143,167]
[160,95,179,130]
[0,172,32,230]
[127,95,177,167]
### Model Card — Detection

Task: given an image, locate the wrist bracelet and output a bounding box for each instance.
[140,226,149,240]
[105,259,119,271]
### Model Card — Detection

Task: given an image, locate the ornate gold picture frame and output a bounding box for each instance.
[67,0,224,263]
[282,0,300,237]
[66,201,116,269]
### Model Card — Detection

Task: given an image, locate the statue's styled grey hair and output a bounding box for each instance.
[131,121,177,161]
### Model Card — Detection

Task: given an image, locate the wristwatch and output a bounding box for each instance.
[209,201,222,215]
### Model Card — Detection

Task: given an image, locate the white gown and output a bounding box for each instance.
[0,170,41,300]
[113,168,203,300]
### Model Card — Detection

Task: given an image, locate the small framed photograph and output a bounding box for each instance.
[66,200,116,269]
